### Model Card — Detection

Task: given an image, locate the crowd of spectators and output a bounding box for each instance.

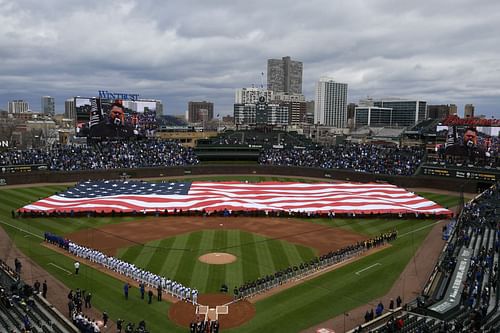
[233,230,398,299]
[258,144,425,176]
[457,187,499,326]
[0,139,199,171]
[420,183,499,332]
[0,259,69,333]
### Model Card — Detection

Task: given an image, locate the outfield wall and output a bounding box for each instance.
[0,165,484,192]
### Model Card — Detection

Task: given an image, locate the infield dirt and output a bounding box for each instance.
[66,216,367,256]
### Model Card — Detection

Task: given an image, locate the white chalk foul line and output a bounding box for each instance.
[355,263,381,275]
[48,262,72,275]
[398,220,445,238]
[0,220,44,239]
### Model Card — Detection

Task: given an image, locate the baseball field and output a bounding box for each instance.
[0,176,461,332]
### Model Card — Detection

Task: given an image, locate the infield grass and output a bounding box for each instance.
[116,230,316,293]
[0,180,460,332]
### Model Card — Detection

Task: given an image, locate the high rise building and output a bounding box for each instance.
[372,99,427,127]
[155,101,164,117]
[305,101,315,124]
[235,88,273,104]
[347,103,357,121]
[8,100,29,114]
[41,96,55,116]
[282,101,307,125]
[449,104,458,116]
[427,104,457,119]
[267,56,303,94]
[64,98,76,120]
[314,78,348,127]
[188,101,214,123]
[464,104,475,118]
[354,106,393,127]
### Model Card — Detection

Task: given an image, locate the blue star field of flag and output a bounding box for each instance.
[58,180,191,198]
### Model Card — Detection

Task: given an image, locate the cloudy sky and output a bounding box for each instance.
[1,0,499,118]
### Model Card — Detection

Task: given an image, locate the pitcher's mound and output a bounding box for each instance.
[199,252,236,265]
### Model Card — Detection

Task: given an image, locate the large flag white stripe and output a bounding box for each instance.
[42,192,424,203]
[29,194,433,207]
[19,181,452,216]
[28,196,442,210]
[191,182,400,188]
[22,203,132,211]
[22,201,449,213]
[187,202,450,213]
[187,190,417,198]
[190,184,407,192]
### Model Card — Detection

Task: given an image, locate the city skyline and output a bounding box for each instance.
[1,0,499,118]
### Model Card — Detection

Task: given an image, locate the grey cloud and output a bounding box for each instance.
[0,0,499,117]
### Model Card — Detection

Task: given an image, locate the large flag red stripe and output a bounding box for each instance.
[19,181,452,216]
[189,182,409,191]
[22,200,448,213]
[22,197,442,210]
[20,192,436,208]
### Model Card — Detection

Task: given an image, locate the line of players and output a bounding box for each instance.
[68,242,198,304]
[234,230,398,299]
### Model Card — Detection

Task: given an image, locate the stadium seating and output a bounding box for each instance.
[0,259,79,333]
[259,144,425,176]
[0,139,199,171]
[349,182,499,333]
[198,129,315,148]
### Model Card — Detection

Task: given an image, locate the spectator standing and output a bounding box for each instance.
[42,280,47,298]
[396,295,402,308]
[14,258,22,275]
[34,280,40,293]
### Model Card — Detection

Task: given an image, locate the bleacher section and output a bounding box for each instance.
[195,129,315,161]
[348,182,499,333]
[198,129,314,148]
[0,259,79,333]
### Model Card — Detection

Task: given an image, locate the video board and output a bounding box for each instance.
[436,125,499,158]
[75,97,158,139]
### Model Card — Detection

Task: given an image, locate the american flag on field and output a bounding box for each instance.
[89,98,101,127]
[18,180,452,216]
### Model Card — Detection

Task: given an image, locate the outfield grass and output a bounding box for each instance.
[0,180,459,332]
[117,230,317,293]
[415,191,461,209]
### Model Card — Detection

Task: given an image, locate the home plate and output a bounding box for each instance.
[316,329,335,333]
